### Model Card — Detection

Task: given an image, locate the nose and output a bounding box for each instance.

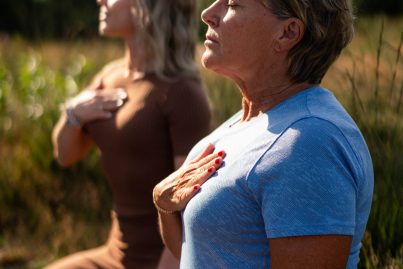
[96,0,106,6]
[201,1,220,28]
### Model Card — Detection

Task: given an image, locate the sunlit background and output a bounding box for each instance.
[0,0,402,268]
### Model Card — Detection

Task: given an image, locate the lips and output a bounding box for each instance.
[205,33,219,43]
[99,13,108,21]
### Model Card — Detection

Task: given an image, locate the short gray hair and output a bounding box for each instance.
[262,0,355,84]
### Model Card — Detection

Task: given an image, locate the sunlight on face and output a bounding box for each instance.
[98,0,134,38]
[107,0,120,6]
[201,0,283,79]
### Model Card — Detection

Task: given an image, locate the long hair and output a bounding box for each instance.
[131,0,200,81]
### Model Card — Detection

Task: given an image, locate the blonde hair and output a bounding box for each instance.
[131,0,200,81]
[262,0,355,84]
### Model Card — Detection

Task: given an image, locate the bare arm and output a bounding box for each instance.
[269,235,352,269]
[51,112,94,167]
[52,86,127,167]
[154,145,225,259]
[156,155,188,259]
[52,59,130,167]
[157,210,183,259]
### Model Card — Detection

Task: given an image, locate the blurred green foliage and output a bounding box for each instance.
[0,40,120,268]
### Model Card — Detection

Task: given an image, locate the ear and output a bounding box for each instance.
[275,18,304,52]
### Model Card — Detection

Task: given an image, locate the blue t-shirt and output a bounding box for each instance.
[180,87,374,269]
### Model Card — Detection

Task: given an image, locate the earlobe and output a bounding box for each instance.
[273,40,282,52]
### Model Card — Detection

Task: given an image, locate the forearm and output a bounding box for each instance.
[153,145,224,259]
[158,212,183,259]
[52,112,93,167]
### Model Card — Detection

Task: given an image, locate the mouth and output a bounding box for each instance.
[99,13,108,21]
[205,33,219,43]
[99,6,108,21]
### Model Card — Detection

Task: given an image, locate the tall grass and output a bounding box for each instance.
[0,39,121,268]
[0,17,402,268]
[339,20,403,269]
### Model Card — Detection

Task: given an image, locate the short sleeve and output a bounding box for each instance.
[164,78,211,157]
[248,117,359,238]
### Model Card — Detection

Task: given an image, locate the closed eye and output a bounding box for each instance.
[226,0,239,8]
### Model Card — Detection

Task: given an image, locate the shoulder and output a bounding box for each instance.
[285,117,349,144]
[265,117,359,167]
[247,118,362,228]
[162,76,209,107]
[167,76,205,97]
[88,58,125,88]
[248,117,364,189]
[99,58,125,75]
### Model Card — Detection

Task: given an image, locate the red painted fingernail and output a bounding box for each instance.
[218,151,224,157]
[194,185,200,190]
[215,159,220,165]
[208,168,213,173]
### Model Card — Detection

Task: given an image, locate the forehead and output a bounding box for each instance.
[234,0,270,9]
[107,0,120,5]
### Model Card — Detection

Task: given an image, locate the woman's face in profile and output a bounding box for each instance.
[201,0,284,79]
[97,0,135,38]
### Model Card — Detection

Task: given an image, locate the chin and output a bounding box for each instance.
[98,23,107,36]
[201,50,218,70]
[201,53,233,79]
[99,27,117,38]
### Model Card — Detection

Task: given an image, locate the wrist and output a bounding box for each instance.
[153,188,177,214]
[62,99,82,128]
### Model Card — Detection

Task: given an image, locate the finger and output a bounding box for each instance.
[192,154,225,185]
[194,149,226,168]
[102,99,125,111]
[208,156,225,171]
[191,166,217,187]
[100,88,128,100]
[94,94,127,106]
[93,110,112,120]
[179,185,201,206]
[190,143,215,164]
[115,88,127,99]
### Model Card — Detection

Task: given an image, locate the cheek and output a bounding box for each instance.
[221,19,249,53]
[231,21,270,56]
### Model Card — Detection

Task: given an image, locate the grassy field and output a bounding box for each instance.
[0,16,402,268]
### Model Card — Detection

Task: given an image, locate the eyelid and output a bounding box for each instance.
[226,1,238,7]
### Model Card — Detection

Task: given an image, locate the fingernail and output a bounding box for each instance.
[208,167,213,173]
[215,158,220,165]
[217,151,224,157]
[116,99,124,106]
[193,185,200,191]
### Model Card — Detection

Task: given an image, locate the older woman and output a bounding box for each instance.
[153,0,374,268]
[47,0,210,268]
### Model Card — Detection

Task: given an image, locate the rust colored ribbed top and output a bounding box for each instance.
[84,73,211,267]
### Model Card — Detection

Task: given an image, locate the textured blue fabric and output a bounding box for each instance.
[180,87,373,269]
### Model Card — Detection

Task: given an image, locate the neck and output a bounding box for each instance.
[231,61,315,122]
[239,81,314,121]
[123,37,149,80]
